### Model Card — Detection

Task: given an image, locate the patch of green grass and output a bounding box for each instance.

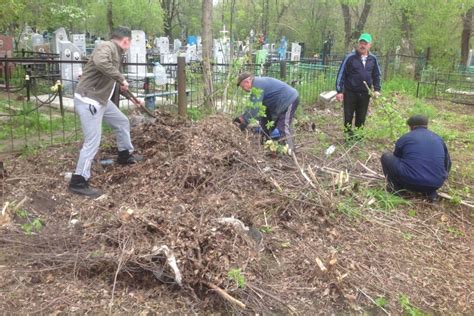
[0,99,78,141]
[399,293,427,316]
[374,296,388,308]
[366,188,411,211]
[336,197,361,218]
[407,99,438,118]
[227,268,246,288]
[447,226,464,237]
[384,76,419,96]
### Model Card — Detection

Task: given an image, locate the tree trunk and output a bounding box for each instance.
[202,0,214,109]
[461,7,474,66]
[263,0,270,37]
[341,3,352,51]
[341,0,372,51]
[161,0,177,38]
[400,9,414,56]
[107,0,113,38]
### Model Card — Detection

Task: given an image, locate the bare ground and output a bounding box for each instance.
[0,99,472,315]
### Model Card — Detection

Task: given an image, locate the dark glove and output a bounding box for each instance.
[233,116,247,131]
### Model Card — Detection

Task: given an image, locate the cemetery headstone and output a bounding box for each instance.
[185,45,198,63]
[58,41,83,94]
[32,33,50,54]
[94,37,103,47]
[291,42,301,61]
[52,27,68,54]
[155,37,169,54]
[72,34,87,56]
[127,30,147,76]
[173,39,182,53]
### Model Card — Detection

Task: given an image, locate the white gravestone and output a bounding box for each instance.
[185,45,198,63]
[72,34,87,56]
[173,39,182,53]
[213,39,230,64]
[160,53,177,64]
[58,41,83,94]
[155,37,169,54]
[291,42,301,61]
[53,27,68,54]
[127,30,147,76]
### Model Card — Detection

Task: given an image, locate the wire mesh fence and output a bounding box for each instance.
[0,53,432,154]
[416,69,474,105]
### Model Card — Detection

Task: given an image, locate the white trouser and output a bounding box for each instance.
[74,98,133,180]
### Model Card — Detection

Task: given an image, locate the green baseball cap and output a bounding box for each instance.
[359,33,372,43]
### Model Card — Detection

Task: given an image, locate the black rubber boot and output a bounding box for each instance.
[117,150,143,165]
[68,174,102,198]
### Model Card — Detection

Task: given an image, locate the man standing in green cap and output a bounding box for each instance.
[335,33,382,141]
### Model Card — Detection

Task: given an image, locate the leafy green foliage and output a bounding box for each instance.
[259,225,273,233]
[399,293,427,316]
[264,140,289,155]
[227,268,246,288]
[374,296,388,308]
[366,188,411,211]
[21,218,44,235]
[15,209,29,219]
[447,226,464,237]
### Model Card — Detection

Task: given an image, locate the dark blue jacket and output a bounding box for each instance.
[336,51,382,93]
[393,127,451,188]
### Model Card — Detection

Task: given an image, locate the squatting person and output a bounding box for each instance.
[380,115,451,202]
[69,26,144,198]
[336,33,382,140]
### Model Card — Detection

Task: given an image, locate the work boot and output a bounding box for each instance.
[68,174,102,198]
[117,150,143,165]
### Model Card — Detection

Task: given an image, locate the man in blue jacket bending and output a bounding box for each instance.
[336,33,382,140]
[381,115,451,202]
[233,72,299,151]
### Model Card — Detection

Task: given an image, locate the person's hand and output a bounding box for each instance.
[233,116,247,131]
[120,79,129,92]
[374,91,381,98]
[336,93,344,102]
[132,98,145,107]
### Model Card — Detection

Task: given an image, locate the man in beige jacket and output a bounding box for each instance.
[69,26,143,198]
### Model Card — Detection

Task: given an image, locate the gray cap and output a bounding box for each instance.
[237,72,252,86]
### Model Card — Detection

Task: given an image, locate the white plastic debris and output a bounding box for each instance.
[69,219,80,226]
[325,145,336,156]
[215,217,249,232]
[64,172,72,181]
[151,245,182,286]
